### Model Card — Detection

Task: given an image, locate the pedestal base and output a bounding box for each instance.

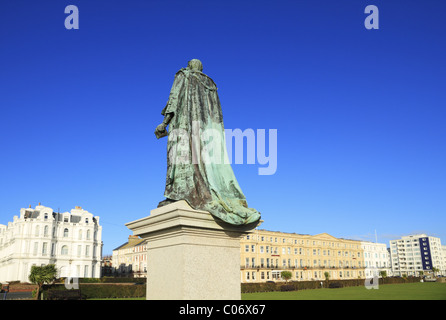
[125,200,260,300]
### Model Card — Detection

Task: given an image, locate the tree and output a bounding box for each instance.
[324,272,330,281]
[28,264,57,300]
[280,271,292,283]
[432,267,439,278]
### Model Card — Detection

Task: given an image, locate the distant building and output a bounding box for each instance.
[240,230,367,282]
[0,204,103,283]
[442,246,446,275]
[112,235,147,277]
[101,254,113,277]
[389,234,445,277]
[360,241,392,278]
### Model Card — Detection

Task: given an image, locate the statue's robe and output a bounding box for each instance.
[161,68,260,225]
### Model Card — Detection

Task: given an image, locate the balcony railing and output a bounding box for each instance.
[241,265,362,270]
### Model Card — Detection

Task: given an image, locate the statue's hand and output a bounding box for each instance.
[155,123,168,139]
[156,123,166,133]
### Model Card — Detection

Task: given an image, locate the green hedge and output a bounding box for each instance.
[80,284,146,299]
[43,283,146,299]
[241,277,421,293]
[78,277,146,284]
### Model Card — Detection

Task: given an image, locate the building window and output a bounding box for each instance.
[42,242,48,255]
[61,245,68,255]
[64,228,69,238]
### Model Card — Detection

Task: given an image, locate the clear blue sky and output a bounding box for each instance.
[1,0,445,255]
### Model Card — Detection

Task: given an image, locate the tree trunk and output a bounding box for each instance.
[35,285,41,300]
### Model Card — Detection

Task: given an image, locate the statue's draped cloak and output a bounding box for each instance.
[161,68,260,225]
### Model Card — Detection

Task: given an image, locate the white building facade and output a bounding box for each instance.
[0,204,103,283]
[389,234,445,277]
[361,241,392,278]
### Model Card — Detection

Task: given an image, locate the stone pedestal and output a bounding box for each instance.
[125,200,260,300]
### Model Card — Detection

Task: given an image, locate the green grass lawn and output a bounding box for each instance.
[242,282,446,300]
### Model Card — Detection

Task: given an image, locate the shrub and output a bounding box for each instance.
[42,283,146,299]
[328,282,343,289]
[280,284,294,292]
[241,277,421,293]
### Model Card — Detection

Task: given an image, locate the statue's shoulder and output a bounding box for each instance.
[174,68,187,77]
[174,68,217,90]
[194,71,218,89]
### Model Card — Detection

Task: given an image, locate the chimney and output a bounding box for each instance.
[128,235,140,246]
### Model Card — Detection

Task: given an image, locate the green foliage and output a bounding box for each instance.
[28,264,57,300]
[42,283,146,300]
[78,277,146,284]
[241,277,421,294]
[28,264,57,287]
[280,271,292,283]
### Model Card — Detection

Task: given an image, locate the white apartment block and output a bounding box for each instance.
[389,234,445,277]
[360,241,392,278]
[0,204,103,283]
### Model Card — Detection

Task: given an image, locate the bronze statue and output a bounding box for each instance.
[155,59,260,225]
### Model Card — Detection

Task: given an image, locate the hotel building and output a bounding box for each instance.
[360,241,392,278]
[0,204,102,283]
[240,230,366,282]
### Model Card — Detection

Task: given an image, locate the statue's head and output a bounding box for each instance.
[187,59,203,72]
